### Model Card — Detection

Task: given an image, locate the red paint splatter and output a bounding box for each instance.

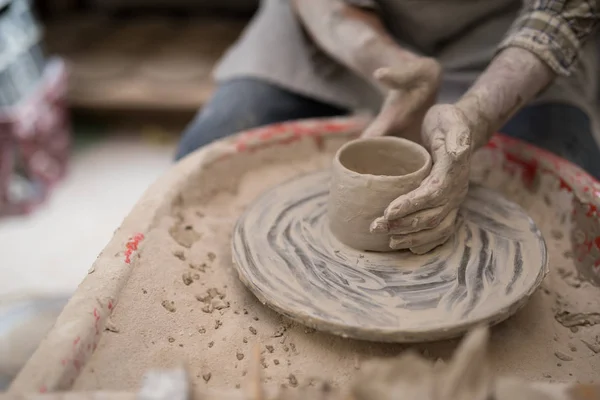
[39,385,47,393]
[313,135,325,151]
[124,233,145,264]
[587,204,598,217]
[108,300,113,310]
[73,359,81,371]
[233,119,362,154]
[93,307,101,335]
[559,178,573,192]
[61,359,67,366]
[503,152,538,186]
[594,236,600,249]
[73,336,80,346]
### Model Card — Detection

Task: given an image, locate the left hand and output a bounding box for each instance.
[370,104,473,254]
[362,57,441,143]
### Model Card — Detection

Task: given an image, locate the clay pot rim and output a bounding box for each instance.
[333,136,432,180]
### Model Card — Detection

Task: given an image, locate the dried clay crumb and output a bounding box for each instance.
[168,337,175,343]
[581,337,600,354]
[169,222,201,248]
[196,288,229,313]
[236,352,245,360]
[554,351,573,362]
[190,262,209,272]
[215,320,223,330]
[182,272,194,286]
[288,374,298,387]
[274,359,280,365]
[243,337,248,344]
[208,341,214,348]
[105,319,120,333]
[202,373,212,383]
[266,345,274,353]
[173,250,186,261]
[249,326,257,335]
[161,300,176,313]
[273,326,287,337]
[208,252,216,262]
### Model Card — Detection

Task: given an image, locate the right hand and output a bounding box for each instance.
[362,57,442,143]
[370,104,473,254]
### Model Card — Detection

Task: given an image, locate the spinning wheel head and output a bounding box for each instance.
[232,170,547,342]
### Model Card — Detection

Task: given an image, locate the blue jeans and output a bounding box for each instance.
[175,78,600,179]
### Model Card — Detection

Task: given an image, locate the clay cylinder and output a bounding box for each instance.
[328,137,432,252]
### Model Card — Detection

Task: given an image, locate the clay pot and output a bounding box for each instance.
[328,137,432,252]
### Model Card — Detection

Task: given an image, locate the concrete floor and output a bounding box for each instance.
[0,121,177,388]
[0,127,176,298]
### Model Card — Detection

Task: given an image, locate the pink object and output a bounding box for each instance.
[0,59,70,217]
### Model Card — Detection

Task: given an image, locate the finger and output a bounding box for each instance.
[383,168,448,220]
[409,234,453,255]
[360,112,393,138]
[373,60,436,90]
[445,123,471,161]
[370,216,389,233]
[385,205,451,235]
[361,92,405,138]
[388,209,459,250]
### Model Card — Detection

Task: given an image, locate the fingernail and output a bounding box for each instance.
[370,217,388,233]
[384,206,403,220]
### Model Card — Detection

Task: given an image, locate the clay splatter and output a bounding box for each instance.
[161,300,176,313]
[169,222,201,248]
[196,288,229,313]
[554,351,573,362]
[182,272,194,286]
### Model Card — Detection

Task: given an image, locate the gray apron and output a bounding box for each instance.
[214,0,599,134]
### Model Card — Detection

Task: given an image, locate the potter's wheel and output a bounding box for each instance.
[232,170,548,343]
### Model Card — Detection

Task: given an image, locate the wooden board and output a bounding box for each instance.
[43,15,247,111]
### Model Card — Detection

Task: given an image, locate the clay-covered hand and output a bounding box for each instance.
[370,104,472,254]
[361,57,442,142]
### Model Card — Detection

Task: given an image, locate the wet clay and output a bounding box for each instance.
[233,170,547,342]
[328,137,431,252]
[70,137,600,392]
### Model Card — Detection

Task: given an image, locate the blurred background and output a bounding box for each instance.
[0,0,256,388]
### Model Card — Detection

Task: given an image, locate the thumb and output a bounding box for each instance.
[445,124,471,161]
[360,93,403,138]
[361,110,393,138]
[374,65,424,91]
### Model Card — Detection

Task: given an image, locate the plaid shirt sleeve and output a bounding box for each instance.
[498,0,600,76]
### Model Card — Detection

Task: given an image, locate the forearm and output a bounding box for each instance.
[291,0,419,90]
[455,47,554,151]
[457,0,599,151]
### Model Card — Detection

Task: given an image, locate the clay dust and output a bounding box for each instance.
[71,139,599,392]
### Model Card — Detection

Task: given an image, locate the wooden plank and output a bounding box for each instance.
[44,15,246,111]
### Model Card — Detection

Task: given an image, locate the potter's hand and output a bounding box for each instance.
[371,104,472,254]
[361,58,441,142]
